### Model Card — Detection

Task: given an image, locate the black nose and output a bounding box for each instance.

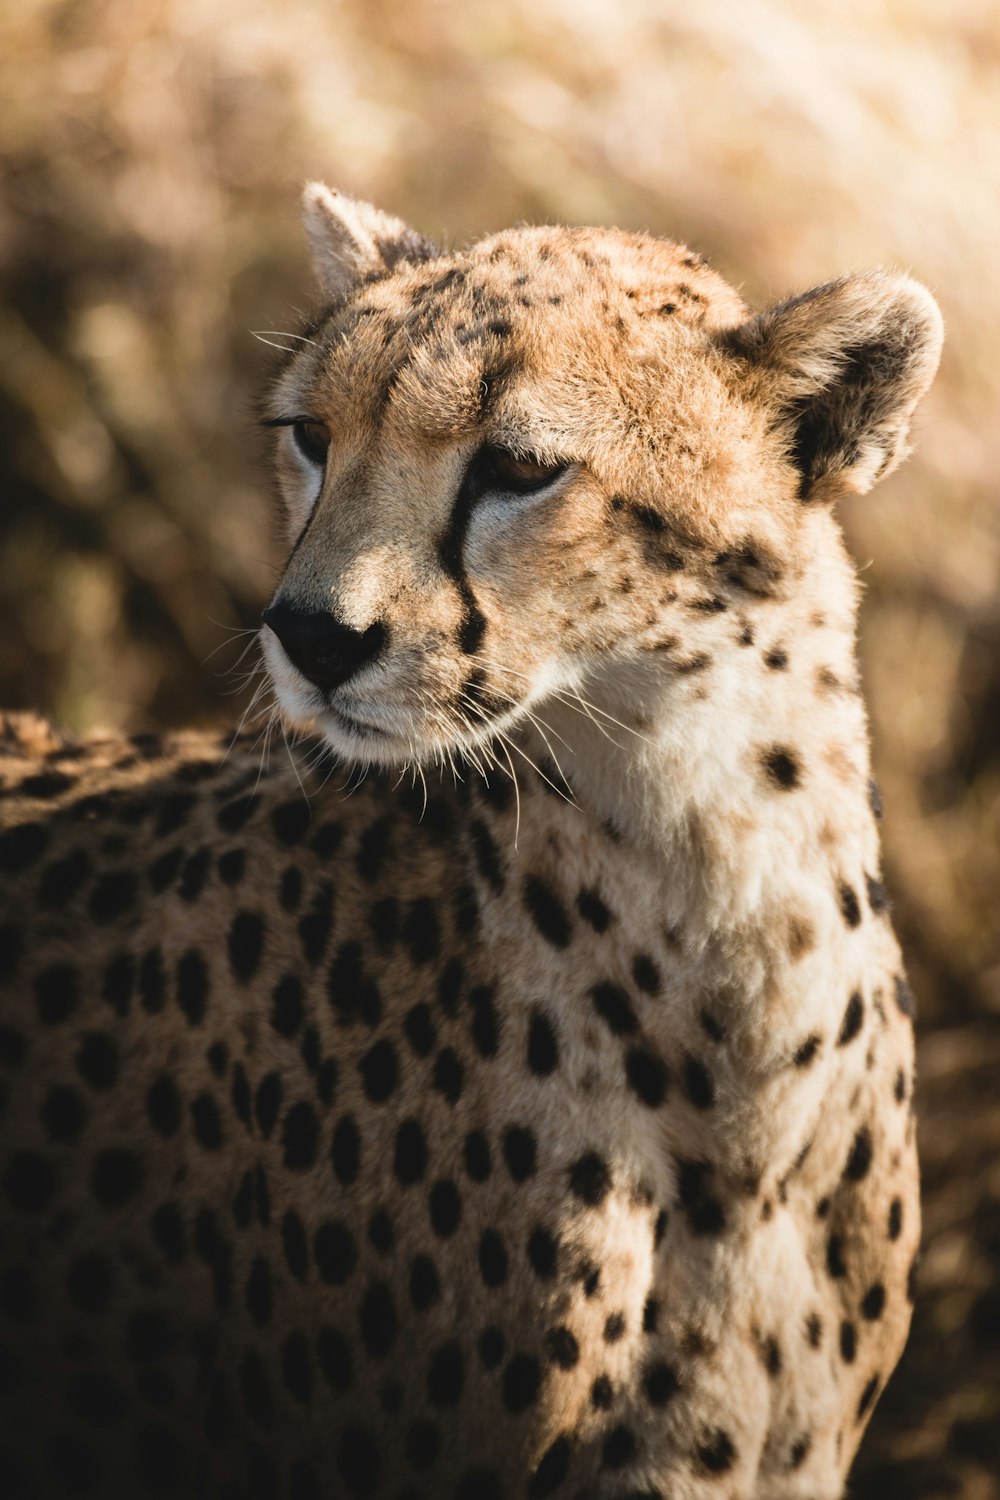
[262,601,387,692]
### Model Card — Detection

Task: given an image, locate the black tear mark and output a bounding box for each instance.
[438,458,489,657]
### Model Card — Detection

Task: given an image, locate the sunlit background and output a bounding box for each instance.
[1,1,998,1492]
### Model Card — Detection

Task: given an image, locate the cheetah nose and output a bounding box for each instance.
[262,600,388,693]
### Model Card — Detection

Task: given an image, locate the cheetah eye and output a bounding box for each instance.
[484,447,568,495]
[291,419,331,466]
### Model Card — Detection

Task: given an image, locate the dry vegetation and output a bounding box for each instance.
[1,1,998,1492]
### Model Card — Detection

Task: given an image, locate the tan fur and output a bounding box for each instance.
[0,189,940,1498]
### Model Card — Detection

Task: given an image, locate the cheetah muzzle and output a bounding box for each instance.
[0,183,941,1500]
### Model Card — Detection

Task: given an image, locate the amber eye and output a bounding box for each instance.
[291,419,331,466]
[487,447,568,494]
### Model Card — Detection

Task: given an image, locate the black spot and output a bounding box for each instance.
[806,1312,823,1348]
[590,982,637,1035]
[839,882,862,929]
[76,1032,118,1090]
[316,1326,353,1391]
[546,1326,579,1369]
[789,1433,812,1471]
[696,1429,736,1474]
[527,1435,571,1498]
[591,1374,613,1410]
[229,911,265,982]
[838,992,864,1046]
[149,846,184,894]
[577,887,611,931]
[402,896,440,966]
[463,1129,491,1181]
[217,848,245,885]
[42,1083,86,1142]
[146,1076,181,1137]
[631,953,660,994]
[403,1003,436,1057]
[150,1203,186,1264]
[502,1352,541,1412]
[603,1313,625,1343]
[699,1009,726,1043]
[676,1160,726,1236]
[523,875,571,947]
[527,1009,559,1074]
[794,1034,822,1067]
[760,1334,782,1377]
[314,1220,357,1285]
[67,1251,112,1313]
[502,1125,537,1181]
[429,1179,462,1237]
[409,1253,440,1312]
[217,796,256,833]
[405,1418,441,1470]
[367,1210,394,1255]
[857,1374,879,1420]
[126,1308,176,1362]
[282,1101,318,1169]
[328,942,381,1029]
[827,1234,847,1279]
[359,1038,399,1102]
[269,975,304,1038]
[359,1281,397,1359]
[765,646,788,670]
[644,1360,679,1406]
[861,1283,885,1320]
[338,1424,382,1497]
[176,950,209,1027]
[527,1227,558,1280]
[845,1126,873,1182]
[254,1072,282,1137]
[888,1198,903,1240]
[469,819,504,893]
[4,1150,53,1213]
[569,1151,610,1207]
[642,1296,659,1334]
[191,1094,223,1150]
[601,1424,637,1470]
[394,1118,427,1185]
[478,1230,508,1287]
[427,1340,464,1406]
[433,1046,465,1104]
[272,800,311,845]
[761,746,801,790]
[327,1114,362,1186]
[279,866,303,912]
[88,869,137,921]
[625,1046,669,1107]
[35,963,80,1025]
[682,1054,715,1109]
[178,847,211,902]
[281,1330,313,1405]
[894,974,917,1020]
[38,848,90,908]
[469,985,500,1058]
[0,820,48,873]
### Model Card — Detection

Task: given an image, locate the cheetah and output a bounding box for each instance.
[0,184,941,1500]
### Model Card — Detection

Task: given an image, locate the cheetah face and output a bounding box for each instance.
[259,186,941,769]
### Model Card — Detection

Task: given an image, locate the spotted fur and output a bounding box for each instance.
[0,187,941,1498]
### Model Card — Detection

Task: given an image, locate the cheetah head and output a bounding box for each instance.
[259,185,941,770]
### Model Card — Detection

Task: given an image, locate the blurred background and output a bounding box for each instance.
[1,0,998,1492]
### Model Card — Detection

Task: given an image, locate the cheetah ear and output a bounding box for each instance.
[718,273,943,500]
[301,182,439,302]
